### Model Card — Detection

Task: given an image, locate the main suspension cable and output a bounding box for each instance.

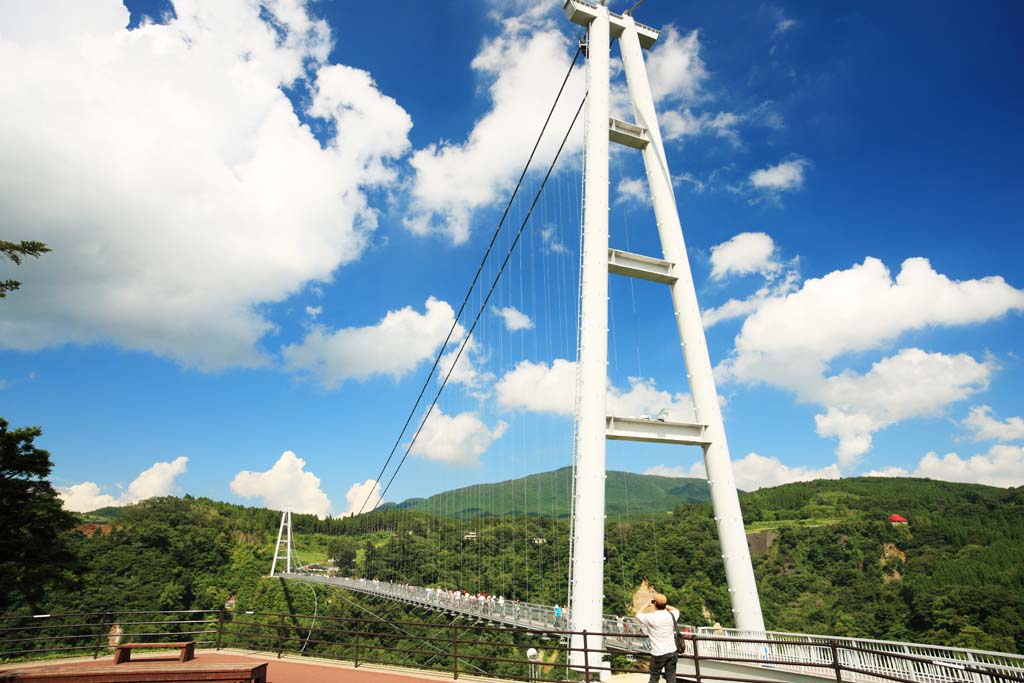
[375,94,587,506]
[356,46,583,516]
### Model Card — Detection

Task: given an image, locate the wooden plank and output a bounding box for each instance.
[113,642,195,665]
[114,644,191,649]
[0,662,266,683]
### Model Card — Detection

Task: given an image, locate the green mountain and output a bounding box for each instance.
[383,466,710,518]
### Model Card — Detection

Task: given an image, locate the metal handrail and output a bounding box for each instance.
[694,627,1024,683]
[281,572,1024,673]
[2,607,1022,683]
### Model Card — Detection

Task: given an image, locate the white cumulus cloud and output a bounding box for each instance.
[749,159,808,192]
[126,456,190,502]
[644,463,704,479]
[0,1,411,370]
[717,256,1023,465]
[608,377,695,422]
[961,405,1024,443]
[709,232,782,281]
[644,27,709,104]
[703,232,800,328]
[703,268,801,328]
[815,349,993,467]
[864,444,1024,488]
[58,482,120,514]
[661,109,742,144]
[283,297,459,388]
[438,334,493,393]
[496,359,577,415]
[495,359,693,420]
[404,15,725,243]
[58,456,188,512]
[615,177,650,206]
[230,451,333,518]
[406,18,584,244]
[721,257,1023,385]
[629,28,746,147]
[541,226,569,255]
[492,306,534,331]
[338,479,382,518]
[410,408,509,467]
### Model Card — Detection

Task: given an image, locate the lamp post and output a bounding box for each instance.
[527,647,540,682]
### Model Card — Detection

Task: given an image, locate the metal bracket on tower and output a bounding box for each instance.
[609,118,649,149]
[606,416,710,446]
[608,248,677,283]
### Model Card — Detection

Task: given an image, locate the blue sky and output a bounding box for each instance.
[1,0,1022,517]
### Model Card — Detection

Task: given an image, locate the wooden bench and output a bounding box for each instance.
[0,662,267,683]
[113,642,195,665]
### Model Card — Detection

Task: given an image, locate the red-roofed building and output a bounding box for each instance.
[888,514,908,525]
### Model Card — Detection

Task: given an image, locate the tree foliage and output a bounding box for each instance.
[0,240,50,298]
[0,419,78,610]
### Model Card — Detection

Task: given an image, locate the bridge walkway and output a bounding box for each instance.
[281,574,643,651]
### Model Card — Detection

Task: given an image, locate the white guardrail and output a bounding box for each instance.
[695,626,1024,683]
[282,574,1024,683]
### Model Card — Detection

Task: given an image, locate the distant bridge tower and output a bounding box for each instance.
[270,509,293,576]
[564,0,766,668]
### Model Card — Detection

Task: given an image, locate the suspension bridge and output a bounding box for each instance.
[266,2,1022,683]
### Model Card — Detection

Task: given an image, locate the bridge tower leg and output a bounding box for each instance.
[617,14,766,634]
[270,509,293,576]
[565,0,766,649]
[569,0,611,672]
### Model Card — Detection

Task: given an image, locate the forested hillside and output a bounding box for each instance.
[383,466,710,517]
[7,475,1022,654]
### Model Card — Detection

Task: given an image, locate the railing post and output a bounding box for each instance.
[215,610,225,651]
[583,630,591,681]
[92,612,109,660]
[277,614,286,659]
[693,634,702,683]
[452,624,460,680]
[830,640,844,683]
[354,619,361,668]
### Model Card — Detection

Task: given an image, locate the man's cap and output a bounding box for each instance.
[652,593,667,606]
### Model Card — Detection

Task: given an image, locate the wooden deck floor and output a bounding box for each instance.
[0,650,478,683]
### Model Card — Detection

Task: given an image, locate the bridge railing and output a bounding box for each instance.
[2,609,1023,683]
[285,573,651,648]
[695,627,1024,683]
[283,573,1024,680]
[0,609,219,661]
[290,575,575,631]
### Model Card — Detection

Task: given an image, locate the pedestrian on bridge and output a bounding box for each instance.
[636,592,680,683]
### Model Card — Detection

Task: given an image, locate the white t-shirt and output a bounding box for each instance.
[636,607,680,656]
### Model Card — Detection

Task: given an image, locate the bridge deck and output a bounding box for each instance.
[281,574,645,652]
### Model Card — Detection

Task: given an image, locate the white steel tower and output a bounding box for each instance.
[270,509,293,576]
[565,0,766,669]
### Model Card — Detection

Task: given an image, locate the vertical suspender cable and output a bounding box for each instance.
[373,95,587,511]
[356,46,583,516]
